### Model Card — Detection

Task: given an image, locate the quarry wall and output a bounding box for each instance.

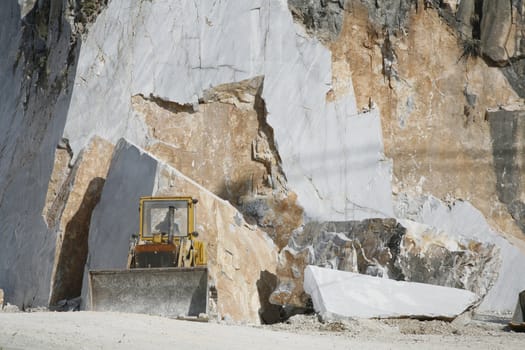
[1,0,525,319]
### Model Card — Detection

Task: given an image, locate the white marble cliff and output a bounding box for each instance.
[1,0,525,319]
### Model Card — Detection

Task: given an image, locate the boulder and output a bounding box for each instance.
[480,0,512,65]
[0,289,3,309]
[397,219,500,300]
[270,219,406,307]
[487,109,525,234]
[287,0,347,41]
[304,265,478,320]
[395,193,525,312]
[456,0,525,65]
[80,139,278,323]
[132,77,303,249]
[271,218,498,309]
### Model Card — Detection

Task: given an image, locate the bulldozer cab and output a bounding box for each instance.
[139,197,196,242]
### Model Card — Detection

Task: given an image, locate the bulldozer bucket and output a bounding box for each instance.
[509,290,525,331]
[88,267,208,318]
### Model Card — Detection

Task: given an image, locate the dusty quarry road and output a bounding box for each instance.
[0,311,524,349]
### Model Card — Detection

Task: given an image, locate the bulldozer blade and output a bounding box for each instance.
[88,267,208,318]
[509,290,525,332]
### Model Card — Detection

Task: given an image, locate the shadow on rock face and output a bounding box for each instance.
[256,270,283,324]
[49,176,105,306]
[0,0,106,308]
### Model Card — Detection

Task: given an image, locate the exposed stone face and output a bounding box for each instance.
[48,136,114,305]
[132,78,275,202]
[81,139,278,323]
[331,2,525,246]
[455,0,479,38]
[272,217,499,309]
[455,0,524,66]
[62,0,393,224]
[348,0,418,33]
[0,0,86,308]
[479,0,512,65]
[44,146,72,228]
[69,0,108,34]
[452,0,525,90]
[395,193,525,311]
[287,0,347,41]
[502,60,525,97]
[487,108,525,235]
[132,77,303,249]
[272,219,401,306]
[397,220,500,300]
[4,0,525,318]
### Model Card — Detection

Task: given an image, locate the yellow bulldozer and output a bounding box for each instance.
[88,197,209,319]
[129,197,207,268]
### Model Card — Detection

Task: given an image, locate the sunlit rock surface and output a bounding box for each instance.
[271,218,498,309]
[131,77,302,249]
[81,139,278,323]
[63,0,393,222]
[304,265,478,320]
[395,193,525,312]
[397,219,500,301]
[48,136,114,306]
[2,0,525,318]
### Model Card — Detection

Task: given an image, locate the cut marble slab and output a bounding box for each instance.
[304,265,477,321]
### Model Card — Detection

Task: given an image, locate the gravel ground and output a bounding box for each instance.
[0,310,523,349]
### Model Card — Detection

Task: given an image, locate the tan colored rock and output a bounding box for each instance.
[330,4,525,246]
[44,146,71,228]
[0,288,4,309]
[49,136,114,305]
[132,77,278,200]
[83,139,279,323]
[132,77,302,249]
[270,248,310,307]
[156,165,279,322]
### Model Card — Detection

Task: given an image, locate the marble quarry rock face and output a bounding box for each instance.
[131,77,303,249]
[287,0,347,41]
[0,0,390,312]
[80,139,278,323]
[271,218,500,310]
[0,0,83,308]
[304,265,478,321]
[454,0,525,66]
[397,219,500,301]
[60,0,394,224]
[487,108,525,235]
[3,0,525,320]
[270,218,405,307]
[47,136,114,307]
[334,1,525,248]
[395,193,525,312]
